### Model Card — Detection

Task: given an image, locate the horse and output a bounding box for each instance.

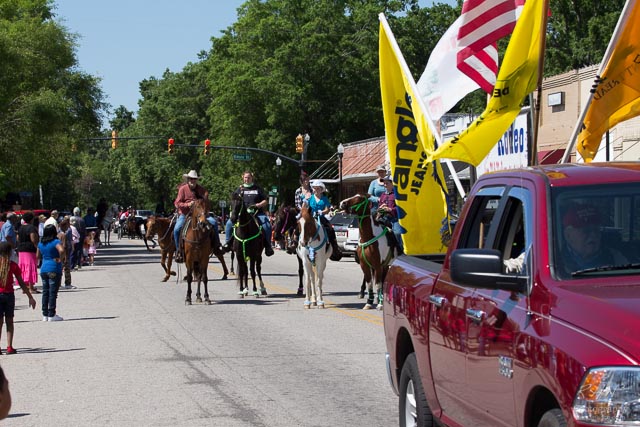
[340,194,398,310]
[229,192,266,297]
[100,204,118,246]
[145,215,177,282]
[123,214,154,251]
[182,199,212,305]
[296,203,332,309]
[273,204,304,296]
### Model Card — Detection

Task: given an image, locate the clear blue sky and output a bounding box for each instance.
[55,0,438,126]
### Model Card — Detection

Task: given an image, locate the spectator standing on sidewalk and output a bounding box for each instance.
[37,225,64,322]
[0,242,37,353]
[71,208,86,268]
[16,211,39,294]
[57,219,75,290]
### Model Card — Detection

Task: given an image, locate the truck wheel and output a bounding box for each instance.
[538,409,567,427]
[399,353,433,427]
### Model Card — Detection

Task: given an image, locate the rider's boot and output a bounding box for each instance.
[325,226,342,261]
[174,237,183,263]
[264,237,274,257]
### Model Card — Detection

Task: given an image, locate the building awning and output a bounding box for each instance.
[538,149,565,164]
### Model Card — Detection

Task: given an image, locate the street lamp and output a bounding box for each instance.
[275,157,282,204]
[337,143,344,202]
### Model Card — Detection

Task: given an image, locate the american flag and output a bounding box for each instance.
[456,0,525,93]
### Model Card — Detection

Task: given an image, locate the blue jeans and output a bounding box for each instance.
[173,214,218,249]
[392,221,404,252]
[225,215,271,247]
[41,271,60,318]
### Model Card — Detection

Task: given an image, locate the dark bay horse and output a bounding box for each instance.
[182,199,212,305]
[273,204,304,296]
[229,192,266,297]
[145,216,176,282]
[340,194,397,310]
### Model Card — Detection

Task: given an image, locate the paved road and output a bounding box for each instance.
[1,238,396,426]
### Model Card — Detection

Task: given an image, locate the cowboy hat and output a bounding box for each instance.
[183,170,201,180]
[310,180,326,192]
[375,164,387,172]
[383,175,393,183]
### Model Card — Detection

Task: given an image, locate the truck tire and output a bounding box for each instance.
[538,409,567,427]
[399,353,433,427]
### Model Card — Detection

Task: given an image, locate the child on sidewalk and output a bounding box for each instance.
[85,231,97,266]
[0,242,37,354]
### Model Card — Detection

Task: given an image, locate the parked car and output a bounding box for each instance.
[135,210,154,221]
[329,212,356,257]
[344,221,360,260]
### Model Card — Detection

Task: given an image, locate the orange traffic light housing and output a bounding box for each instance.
[111,130,118,149]
[168,138,174,154]
[295,134,304,153]
[204,139,211,156]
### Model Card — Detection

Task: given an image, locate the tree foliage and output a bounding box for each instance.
[2,0,627,212]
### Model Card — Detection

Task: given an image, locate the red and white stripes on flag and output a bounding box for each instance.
[457,0,525,93]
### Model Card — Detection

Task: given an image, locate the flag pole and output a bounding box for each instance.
[561,0,634,163]
[378,13,466,198]
[530,0,551,166]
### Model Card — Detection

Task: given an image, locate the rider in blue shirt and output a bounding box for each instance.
[305,180,342,261]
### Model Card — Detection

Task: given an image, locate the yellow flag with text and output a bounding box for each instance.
[379,20,450,255]
[426,0,545,165]
[577,0,640,161]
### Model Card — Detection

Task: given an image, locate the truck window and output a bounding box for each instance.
[457,196,501,249]
[552,183,640,279]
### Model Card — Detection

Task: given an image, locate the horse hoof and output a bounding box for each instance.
[170,272,176,276]
[304,301,311,309]
[317,301,325,309]
[185,299,192,306]
[196,297,203,303]
[376,304,383,311]
[363,303,372,310]
[297,287,303,296]
[358,292,365,299]
[261,289,268,296]
[162,278,169,282]
[253,291,259,297]
[205,299,212,305]
[222,274,228,280]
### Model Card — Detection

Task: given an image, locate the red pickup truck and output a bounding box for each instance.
[383,163,640,427]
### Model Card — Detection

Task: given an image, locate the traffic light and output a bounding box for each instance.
[295,134,304,153]
[111,130,118,149]
[168,138,174,154]
[204,138,211,156]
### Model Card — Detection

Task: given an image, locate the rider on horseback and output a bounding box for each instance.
[173,170,221,263]
[222,171,274,257]
[306,180,342,261]
[375,175,403,254]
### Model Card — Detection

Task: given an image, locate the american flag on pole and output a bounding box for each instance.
[457,0,525,93]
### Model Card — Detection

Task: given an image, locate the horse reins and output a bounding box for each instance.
[349,197,394,270]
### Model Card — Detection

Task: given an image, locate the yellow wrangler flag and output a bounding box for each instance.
[379,18,450,254]
[426,0,545,166]
[577,0,640,162]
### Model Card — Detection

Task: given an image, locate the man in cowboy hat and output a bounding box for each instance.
[173,170,220,263]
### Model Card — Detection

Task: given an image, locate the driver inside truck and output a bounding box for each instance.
[559,203,627,276]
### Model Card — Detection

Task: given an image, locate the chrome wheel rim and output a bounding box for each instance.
[404,379,417,427]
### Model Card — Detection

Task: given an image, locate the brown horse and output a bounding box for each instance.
[229,192,266,297]
[273,204,304,296]
[182,199,212,305]
[340,194,398,310]
[145,216,176,282]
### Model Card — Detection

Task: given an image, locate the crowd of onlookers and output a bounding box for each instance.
[0,207,101,335]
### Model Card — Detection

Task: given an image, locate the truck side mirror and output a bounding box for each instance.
[450,248,528,294]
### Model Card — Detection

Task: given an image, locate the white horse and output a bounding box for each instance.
[101,204,118,246]
[296,204,332,309]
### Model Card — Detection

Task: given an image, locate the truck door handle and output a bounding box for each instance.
[466,309,486,323]
[429,295,447,308]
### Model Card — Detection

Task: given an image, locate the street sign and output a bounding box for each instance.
[219,200,226,208]
[233,153,252,161]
